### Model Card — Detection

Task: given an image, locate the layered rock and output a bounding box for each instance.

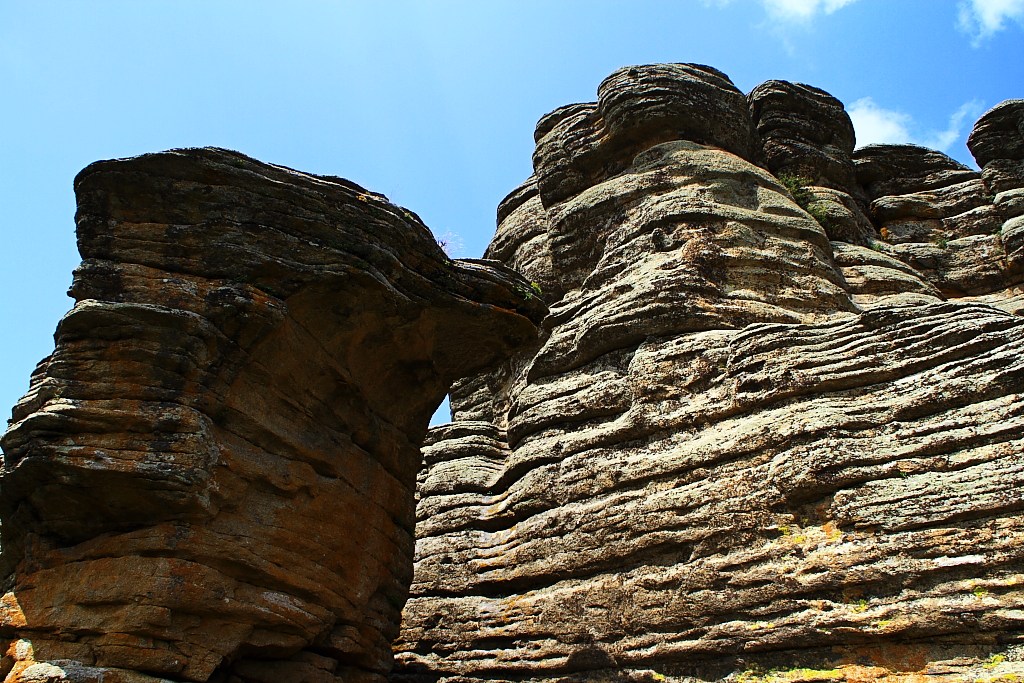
[746,80,879,250]
[394,65,1024,683]
[747,80,859,196]
[852,144,1011,299]
[969,100,1024,278]
[0,148,544,682]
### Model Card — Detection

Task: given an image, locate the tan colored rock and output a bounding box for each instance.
[0,148,544,682]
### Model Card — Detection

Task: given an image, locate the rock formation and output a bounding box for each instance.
[2,66,1022,683]
[0,148,545,682]
[394,65,1024,682]
[969,99,1024,282]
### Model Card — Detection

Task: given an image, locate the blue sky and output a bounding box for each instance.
[2,0,1022,426]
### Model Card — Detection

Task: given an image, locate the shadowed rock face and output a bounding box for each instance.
[748,79,858,196]
[394,65,1024,683]
[0,148,544,683]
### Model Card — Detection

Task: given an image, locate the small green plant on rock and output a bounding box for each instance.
[777,173,832,230]
[778,173,815,207]
[805,201,832,227]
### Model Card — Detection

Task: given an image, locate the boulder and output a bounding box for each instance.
[967,99,1024,169]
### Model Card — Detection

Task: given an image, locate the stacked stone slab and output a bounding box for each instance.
[970,100,1024,275]
[852,144,1009,298]
[394,65,1024,683]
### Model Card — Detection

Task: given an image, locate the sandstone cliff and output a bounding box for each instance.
[394,65,1024,683]
[0,148,545,682]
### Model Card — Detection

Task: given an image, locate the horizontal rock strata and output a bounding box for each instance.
[969,100,1024,277]
[0,148,545,683]
[394,65,1024,683]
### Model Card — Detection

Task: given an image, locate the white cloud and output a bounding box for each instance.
[761,0,860,22]
[920,100,986,150]
[958,0,1024,44]
[848,97,985,156]
[702,0,860,22]
[847,98,914,146]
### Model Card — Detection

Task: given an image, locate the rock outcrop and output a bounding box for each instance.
[969,99,1024,280]
[394,65,1024,683]
[0,149,545,682]
[3,66,1022,683]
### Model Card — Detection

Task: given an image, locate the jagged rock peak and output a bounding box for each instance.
[0,147,544,683]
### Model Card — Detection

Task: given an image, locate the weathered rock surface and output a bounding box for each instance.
[394,65,1024,683]
[0,148,544,682]
[969,100,1024,276]
[748,80,859,196]
[852,143,1013,300]
[4,65,1023,683]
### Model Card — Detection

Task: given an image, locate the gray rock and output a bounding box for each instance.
[853,144,1018,296]
[967,99,1024,168]
[969,100,1024,287]
[533,64,754,207]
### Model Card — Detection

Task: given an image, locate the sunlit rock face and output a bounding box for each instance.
[0,148,545,683]
[394,64,1024,683]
